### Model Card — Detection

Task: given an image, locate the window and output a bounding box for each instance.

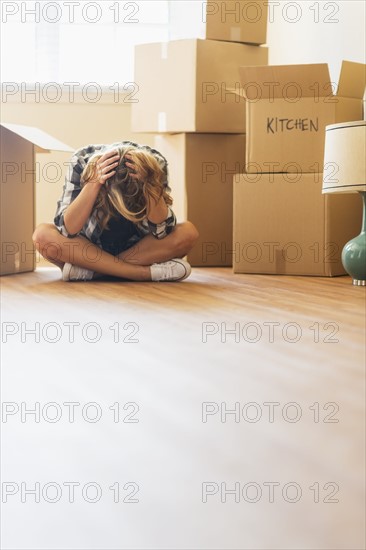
[1,1,171,86]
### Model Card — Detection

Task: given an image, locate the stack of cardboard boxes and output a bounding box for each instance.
[234,61,366,276]
[132,0,268,266]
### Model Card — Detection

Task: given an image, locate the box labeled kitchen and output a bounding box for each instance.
[239,61,366,173]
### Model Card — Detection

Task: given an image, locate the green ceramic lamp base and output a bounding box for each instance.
[341,192,366,285]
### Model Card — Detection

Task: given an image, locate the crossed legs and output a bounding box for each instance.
[32,222,199,281]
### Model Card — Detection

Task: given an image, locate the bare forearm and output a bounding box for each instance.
[147,196,169,224]
[63,149,120,235]
[63,181,101,235]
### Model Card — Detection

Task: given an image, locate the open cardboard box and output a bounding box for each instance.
[233,172,363,276]
[132,39,268,133]
[155,133,246,267]
[0,123,73,275]
[169,0,268,45]
[239,61,366,173]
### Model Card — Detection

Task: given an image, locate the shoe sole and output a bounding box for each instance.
[171,259,191,282]
[62,263,72,282]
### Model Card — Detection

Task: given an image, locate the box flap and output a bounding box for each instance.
[239,63,331,100]
[0,123,73,152]
[337,60,366,99]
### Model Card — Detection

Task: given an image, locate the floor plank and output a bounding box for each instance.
[1,267,365,550]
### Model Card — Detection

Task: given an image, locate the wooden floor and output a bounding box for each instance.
[1,267,365,550]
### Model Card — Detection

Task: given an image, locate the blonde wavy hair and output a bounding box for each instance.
[81,145,172,231]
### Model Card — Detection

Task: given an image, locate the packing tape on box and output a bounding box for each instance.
[158,112,167,132]
[230,27,242,42]
[160,42,168,60]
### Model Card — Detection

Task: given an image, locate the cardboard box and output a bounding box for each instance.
[0,123,73,275]
[132,39,268,133]
[233,172,363,276]
[169,0,268,45]
[155,133,246,267]
[239,61,366,173]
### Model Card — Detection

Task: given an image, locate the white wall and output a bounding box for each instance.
[267,0,366,83]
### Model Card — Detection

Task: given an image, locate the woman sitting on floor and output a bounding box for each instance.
[33,141,199,282]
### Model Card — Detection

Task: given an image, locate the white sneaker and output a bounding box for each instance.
[62,262,95,282]
[150,258,191,282]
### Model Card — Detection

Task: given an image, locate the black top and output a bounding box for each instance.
[99,213,139,256]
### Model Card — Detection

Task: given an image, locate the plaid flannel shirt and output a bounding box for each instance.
[54,141,176,245]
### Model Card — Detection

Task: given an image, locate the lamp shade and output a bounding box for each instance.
[322,120,366,193]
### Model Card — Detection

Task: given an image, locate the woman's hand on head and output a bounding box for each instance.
[125,154,140,180]
[88,150,120,186]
